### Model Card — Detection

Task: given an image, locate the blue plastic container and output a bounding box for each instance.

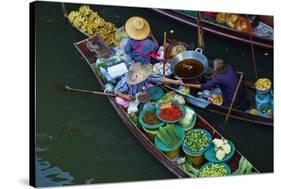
[182,128,212,156]
[185,95,210,109]
[146,86,164,101]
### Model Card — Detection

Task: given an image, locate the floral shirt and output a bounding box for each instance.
[114,73,164,96]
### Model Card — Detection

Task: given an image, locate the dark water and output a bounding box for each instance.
[35,2,273,187]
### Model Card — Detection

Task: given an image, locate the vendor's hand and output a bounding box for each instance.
[174,79,184,86]
[124,95,135,101]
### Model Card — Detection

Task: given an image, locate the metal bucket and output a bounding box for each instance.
[170,48,208,79]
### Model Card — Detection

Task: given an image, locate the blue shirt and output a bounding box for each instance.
[124,38,158,64]
[201,65,243,104]
[114,73,164,96]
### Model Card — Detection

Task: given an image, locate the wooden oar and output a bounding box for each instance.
[56,84,152,103]
[57,84,116,97]
[221,73,244,127]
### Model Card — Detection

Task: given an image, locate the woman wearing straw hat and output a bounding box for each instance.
[114,63,183,108]
[124,16,160,64]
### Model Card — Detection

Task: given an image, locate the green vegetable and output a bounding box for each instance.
[184,130,210,152]
[232,156,254,175]
[156,92,175,106]
[199,163,227,177]
[179,160,199,178]
[157,125,182,148]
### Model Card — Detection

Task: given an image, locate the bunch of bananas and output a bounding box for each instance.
[68,5,119,45]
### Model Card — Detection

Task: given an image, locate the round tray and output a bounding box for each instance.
[204,140,235,163]
[198,162,231,177]
[139,105,165,130]
[156,102,186,123]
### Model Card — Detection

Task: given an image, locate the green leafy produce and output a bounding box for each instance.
[232,156,253,175]
[129,113,138,125]
[179,160,199,178]
[199,163,227,177]
[157,125,182,148]
[184,130,210,152]
[156,91,176,106]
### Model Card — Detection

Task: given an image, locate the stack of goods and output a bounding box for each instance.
[216,13,250,33]
[255,78,273,117]
[68,5,119,45]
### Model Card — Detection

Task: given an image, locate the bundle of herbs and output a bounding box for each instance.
[157,124,183,149]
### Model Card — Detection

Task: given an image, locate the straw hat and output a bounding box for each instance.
[127,63,152,85]
[125,16,151,40]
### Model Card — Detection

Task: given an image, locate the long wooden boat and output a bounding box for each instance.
[164,39,273,127]
[73,35,259,177]
[152,9,273,49]
[61,3,273,127]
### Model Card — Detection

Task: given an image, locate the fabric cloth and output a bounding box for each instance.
[124,38,158,64]
[115,96,130,108]
[114,73,164,96]
[201,65,243,104]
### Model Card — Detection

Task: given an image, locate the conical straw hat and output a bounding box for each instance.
[125,16,151,40]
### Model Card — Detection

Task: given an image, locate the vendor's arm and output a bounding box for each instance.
[185,78,220,89]
[147,75,183,86]
[162,77,184,86]
[114,74,134,101]
[116,92,135,101]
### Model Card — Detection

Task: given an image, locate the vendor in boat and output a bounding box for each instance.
[184,58,249,110]
[124,16,159,64]
[114,63,183,108]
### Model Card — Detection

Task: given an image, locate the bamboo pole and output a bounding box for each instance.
[163,31,167,76]
[196,11,204,49]
[247,15,258,80]
[222,73,244,127]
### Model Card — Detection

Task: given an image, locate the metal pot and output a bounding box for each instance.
[170,48,208,79]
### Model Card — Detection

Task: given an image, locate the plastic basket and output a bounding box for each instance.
[139,105,165,130]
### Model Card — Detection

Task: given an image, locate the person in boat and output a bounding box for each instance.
[124,16,160,64]
[184,58,249,110]
[114,63,183,108]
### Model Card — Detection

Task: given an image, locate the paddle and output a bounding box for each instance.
[55,84,152,103]
[221,73,244,127]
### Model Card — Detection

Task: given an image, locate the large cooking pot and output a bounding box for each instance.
[170,48,208,79]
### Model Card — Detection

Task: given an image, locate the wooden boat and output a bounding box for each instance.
[61,3,273,127]
[162,39,273,127]
[152,9,273,49]
[73,35,259,177]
